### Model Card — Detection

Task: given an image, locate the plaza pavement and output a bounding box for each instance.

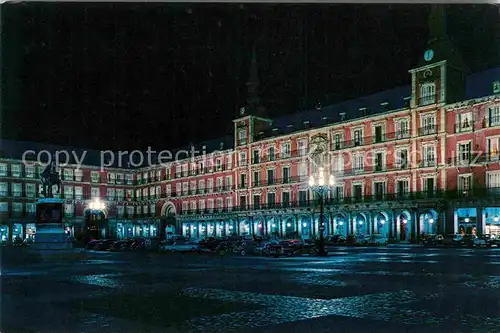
[1,246,500,333]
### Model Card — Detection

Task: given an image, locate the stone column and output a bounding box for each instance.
[412,209,419,243]
[390,210,396,238]
[311,214,316,238]
[345,212,351,235]
[297,216,302,238]
[477,206,484,235]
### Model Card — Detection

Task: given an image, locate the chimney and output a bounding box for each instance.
[220,142,224,150]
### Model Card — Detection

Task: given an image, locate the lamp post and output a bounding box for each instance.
[88,198,106,239]
[309,167,334,257]
[89,198,105,212]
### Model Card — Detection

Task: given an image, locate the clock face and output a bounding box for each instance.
[424,49,434,62]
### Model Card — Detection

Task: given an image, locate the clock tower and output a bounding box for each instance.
[233,47,272,148]
[409,5,468,107]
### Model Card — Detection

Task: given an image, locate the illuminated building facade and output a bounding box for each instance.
[1,6,499,243]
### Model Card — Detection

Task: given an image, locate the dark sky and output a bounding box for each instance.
[2,4,499,151]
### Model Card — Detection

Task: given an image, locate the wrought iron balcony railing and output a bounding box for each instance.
[418,125,437,136]
[176,187,500,216]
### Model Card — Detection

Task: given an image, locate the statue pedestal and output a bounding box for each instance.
[30,199,73,250]
[30,224,72,250]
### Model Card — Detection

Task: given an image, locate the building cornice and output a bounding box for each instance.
[408,60,447,74]
[445,94,500,112]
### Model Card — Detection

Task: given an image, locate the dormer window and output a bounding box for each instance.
[380,101,391,111]
[493,81,500,94]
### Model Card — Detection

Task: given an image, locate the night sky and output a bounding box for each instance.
[2,4,499,151]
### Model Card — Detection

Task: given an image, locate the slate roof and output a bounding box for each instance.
[0,135,234,170]
[1,66,498,169]
[258,66,499,140]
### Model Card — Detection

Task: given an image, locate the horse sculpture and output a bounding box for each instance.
[40,161,61,198]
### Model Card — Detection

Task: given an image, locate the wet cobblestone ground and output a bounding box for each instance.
[1,246,500,332]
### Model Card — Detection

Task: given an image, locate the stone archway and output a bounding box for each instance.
[160,201,177,238]
[397,210,412,241]
[160,201,177,217]
[353,213,368,236]
[253,215,265,236]
[419,209,438,236]
[332,213,347,236]
[283,215,297,238]
[267,216,280,238]
[373,211,390,237]
[298,215,312,238]
[314,213,330,236]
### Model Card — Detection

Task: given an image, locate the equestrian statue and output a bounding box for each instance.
[40,161,61,198]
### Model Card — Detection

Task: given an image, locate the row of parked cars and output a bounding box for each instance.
[326,234,389,246]
[158,237,321,257]
[85,238,160,251]
[421,234,500,248]
[85,234,390,256]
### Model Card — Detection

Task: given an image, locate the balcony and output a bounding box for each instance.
[251,176,302,187]
[485,117,500,128]
[331,132,410,151]
[417,94,437,107]
[420,160,437,168]
[454,123,474,134]
[418,125,437,136]
[447,155,480,167]
[395,130,410,140]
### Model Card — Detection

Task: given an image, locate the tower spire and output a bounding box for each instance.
[241,45,266,117]
[428,4,447,43]
[246,47,260,108]
[418,4,467,71]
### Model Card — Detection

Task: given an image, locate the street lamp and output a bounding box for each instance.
[89,198,105,211]
[308,167,334,257]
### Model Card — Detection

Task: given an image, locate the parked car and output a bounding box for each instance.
[160,241,199,253]
[421,234,443,247]
[345,235,357,246]
[85,240,100,249]
[366,234,389,246]
[233,240,260,256]
[472,235,489,248]
[327,235,347,245]
[355,235,370,246]
[199,238,223,252]
[107,240,129,252]
[442,234,464,247]
[260,242,284,257]
[94,239,117,251]
[130,238,146,251]
[483,234,499,247]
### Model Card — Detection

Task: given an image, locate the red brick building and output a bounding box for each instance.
[1,6,499,243]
